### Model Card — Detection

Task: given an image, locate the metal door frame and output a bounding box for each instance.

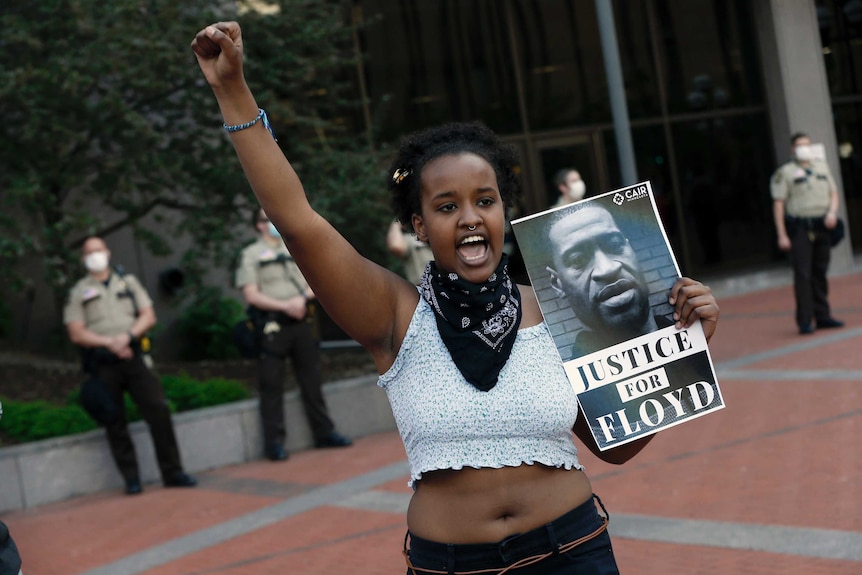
[521,130,610,214]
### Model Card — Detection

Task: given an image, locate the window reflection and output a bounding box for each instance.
[818,0,862,97]
[819,0,862,251]
[613,0,661,119]
[654,0,763,115]
[509,0,611,128]
[601,112,774,274]
[671,114,774,272]
[358,0,521,140]
[604,125,676,243]
[355,0,777,273]
[833,103,862,251]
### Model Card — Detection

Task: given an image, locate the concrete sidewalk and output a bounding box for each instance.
[3,271,862,575]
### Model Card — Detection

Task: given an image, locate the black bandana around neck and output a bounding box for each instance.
[419,255,522,392]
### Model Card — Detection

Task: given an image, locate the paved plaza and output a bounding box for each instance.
[3,271,861,575]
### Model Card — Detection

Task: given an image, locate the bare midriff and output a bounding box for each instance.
[406,464,593,543]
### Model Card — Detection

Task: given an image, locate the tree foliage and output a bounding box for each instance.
[0,0,248,298]
[0,0,394,324]
[237,0,393,263]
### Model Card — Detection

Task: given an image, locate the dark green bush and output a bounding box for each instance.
[0,398,98,441]
[161,373,251,412]
[0,374,249,444]
[175,287,247,361]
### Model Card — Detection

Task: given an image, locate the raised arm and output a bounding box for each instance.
[191,22,417,365]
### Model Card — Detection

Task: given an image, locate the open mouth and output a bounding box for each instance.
[457,235,488,262]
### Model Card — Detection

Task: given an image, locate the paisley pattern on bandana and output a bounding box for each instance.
[420,255,522,391]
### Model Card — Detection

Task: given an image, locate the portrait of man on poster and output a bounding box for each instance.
[515,189,679,362]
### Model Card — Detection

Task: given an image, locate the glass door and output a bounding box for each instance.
[529,132,608,213]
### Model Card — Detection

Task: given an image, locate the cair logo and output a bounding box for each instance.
[615,184,649,204]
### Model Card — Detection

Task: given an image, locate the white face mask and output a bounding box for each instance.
[267,221,281,238]
[568,180,586,201]
[84,251,109,273]
[794,143,825,162]
[794,145,813,162]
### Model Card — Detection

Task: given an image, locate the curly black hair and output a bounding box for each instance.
[387,122,521,232]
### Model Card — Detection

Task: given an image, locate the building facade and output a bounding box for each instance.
[9,0,861,353]
[352,0,860,276]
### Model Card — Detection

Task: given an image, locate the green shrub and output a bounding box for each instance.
[175,287,247,361]
[161,373,250,412]
[0,398,98,442]
[0,374,249,444]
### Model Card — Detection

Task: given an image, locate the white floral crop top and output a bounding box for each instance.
[378,297,584,488]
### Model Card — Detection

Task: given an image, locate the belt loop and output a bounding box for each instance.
[545,522,561,554]
[446,543,455,575]
[497,532,519,564]
[593,493,610,521]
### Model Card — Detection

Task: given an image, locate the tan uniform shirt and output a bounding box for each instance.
[401,233,434,286]
[770,159,835,218]
[63,273,151,336]
[235,237,309,300]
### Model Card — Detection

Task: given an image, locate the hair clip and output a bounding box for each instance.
[392,168,411,185]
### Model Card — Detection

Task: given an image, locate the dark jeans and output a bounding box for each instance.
[95,355,183,483]
[786,216,832,328]
[405,494,620,575]
[257,319,334,447]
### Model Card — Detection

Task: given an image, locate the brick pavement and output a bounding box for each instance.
[2,272,861,574]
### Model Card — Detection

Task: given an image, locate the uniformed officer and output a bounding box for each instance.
[237,209,352,461]
[386,220,434,286]
[771,132,844,335]
[64,237,197,495]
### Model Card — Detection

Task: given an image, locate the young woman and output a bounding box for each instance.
[192,21,720,574]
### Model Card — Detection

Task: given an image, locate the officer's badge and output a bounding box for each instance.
[258,249,277,262]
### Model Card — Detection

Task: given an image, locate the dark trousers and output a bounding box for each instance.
[405,495,619,575]
[257,320,334,447]
[787,217,832,328]
[96,356,183,483]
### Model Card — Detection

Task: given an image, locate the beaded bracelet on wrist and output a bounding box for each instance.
[222,108,277,141]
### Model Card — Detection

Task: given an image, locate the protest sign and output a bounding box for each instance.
[512,181,723,450]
